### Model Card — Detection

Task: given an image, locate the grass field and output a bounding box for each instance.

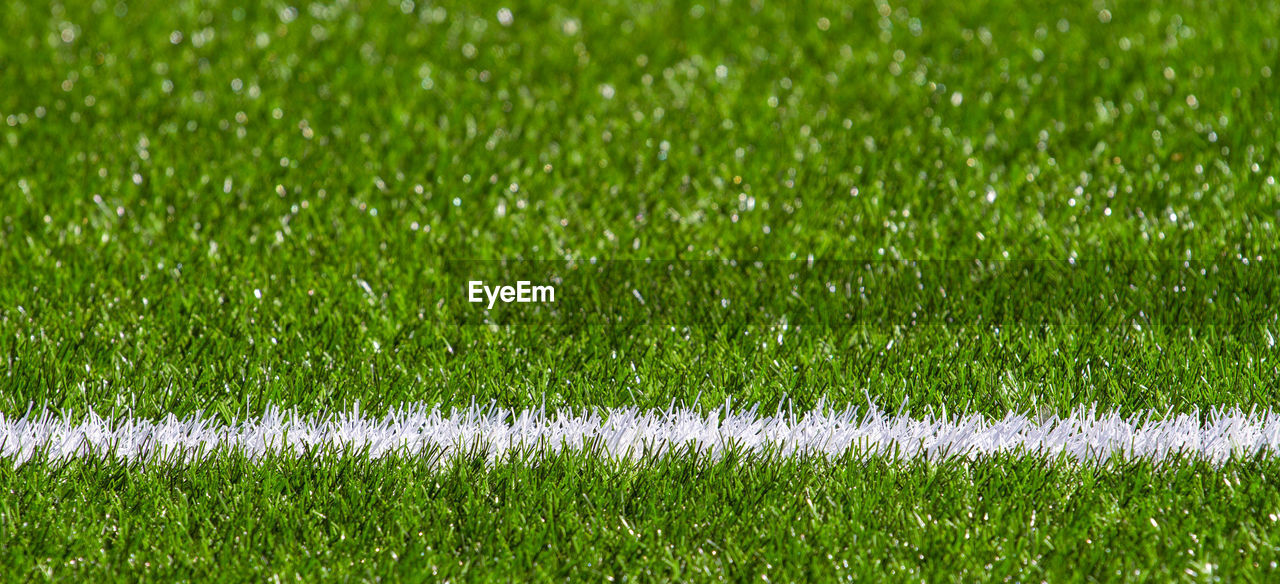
[2,0,1279,580]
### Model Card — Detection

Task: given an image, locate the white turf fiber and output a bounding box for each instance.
[3,402,1280,465]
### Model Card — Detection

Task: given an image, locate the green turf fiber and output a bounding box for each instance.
[2,0,1279,579]
[4,451,1280,581]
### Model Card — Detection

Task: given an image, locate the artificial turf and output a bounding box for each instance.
[5,451,1280,581]
[2,0,1279,580]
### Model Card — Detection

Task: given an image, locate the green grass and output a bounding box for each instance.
[2,0,1280,579]
[1,0,1277,419]
[4,451,1280,581]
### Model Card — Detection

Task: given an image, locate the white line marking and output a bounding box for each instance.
[3,403,1279,464]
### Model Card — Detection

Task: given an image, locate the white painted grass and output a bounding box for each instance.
[3,402,1280,465]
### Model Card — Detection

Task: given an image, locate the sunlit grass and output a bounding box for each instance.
[1,0,1278,579]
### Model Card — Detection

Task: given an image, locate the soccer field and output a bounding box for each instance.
[2,0,1279,580]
